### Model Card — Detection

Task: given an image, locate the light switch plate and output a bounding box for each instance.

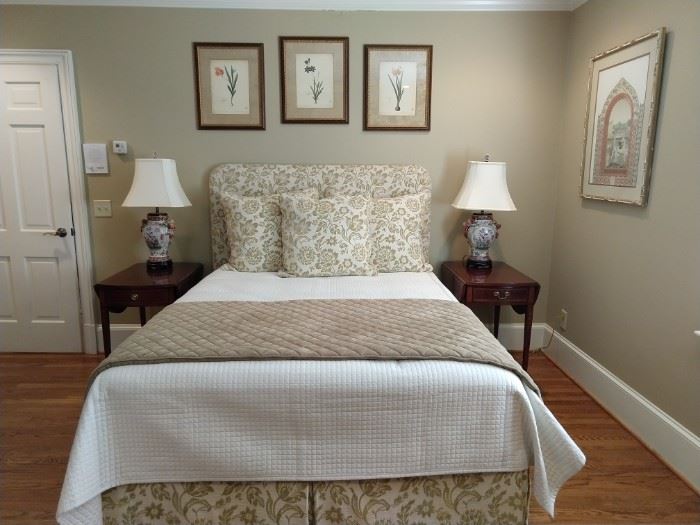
[93,200,112,217]
[112,140,128,155]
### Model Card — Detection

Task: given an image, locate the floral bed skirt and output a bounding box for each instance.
[102,470,529,525]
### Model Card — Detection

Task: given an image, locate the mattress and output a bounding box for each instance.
[57,269,584,525]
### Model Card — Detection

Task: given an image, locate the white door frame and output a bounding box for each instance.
[0,49,97,354]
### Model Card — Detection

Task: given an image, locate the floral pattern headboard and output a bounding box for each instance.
[209,163,431,269]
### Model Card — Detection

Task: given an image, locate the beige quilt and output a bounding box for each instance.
[91,299,538,394]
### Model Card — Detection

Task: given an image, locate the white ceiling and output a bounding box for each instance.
[0,0,590,11]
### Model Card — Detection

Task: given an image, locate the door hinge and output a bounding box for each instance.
[71,227,75,236]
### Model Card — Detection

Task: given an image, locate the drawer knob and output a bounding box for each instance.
[130,293,139,301]
[493,290,511,300]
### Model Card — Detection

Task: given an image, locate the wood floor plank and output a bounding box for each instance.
[522,352,700,524]
[0,352,698,524]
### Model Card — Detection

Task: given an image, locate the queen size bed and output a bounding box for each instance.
[57,164,584,525]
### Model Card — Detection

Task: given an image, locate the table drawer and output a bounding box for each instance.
[106,287,174,306]
[471,286,530,304]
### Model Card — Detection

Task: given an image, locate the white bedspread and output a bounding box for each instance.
[58,270,584,524]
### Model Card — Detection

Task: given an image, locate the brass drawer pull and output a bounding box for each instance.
[130,293,139,301]
[493,290,511,300]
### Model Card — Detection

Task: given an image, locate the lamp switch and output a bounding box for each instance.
[112,140,128,155]
[94,200,112,217]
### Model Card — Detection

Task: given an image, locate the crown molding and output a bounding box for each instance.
[0,0,588,11]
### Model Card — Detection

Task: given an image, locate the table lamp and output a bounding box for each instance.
[122,158,191,271]
[452,156,516,269]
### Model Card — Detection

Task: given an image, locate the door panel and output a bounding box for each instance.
[7,81,42,108]
[0,181,5,229]
[26,256,62,320]
[11,125,56,230]
[0,63,81,352]
[0,257,16,320]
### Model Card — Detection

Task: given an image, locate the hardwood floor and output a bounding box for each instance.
[0,352,698,525]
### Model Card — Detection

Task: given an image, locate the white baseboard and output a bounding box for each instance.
[491,322,549,351]
[544,327,700,492]
[95,324,141,353]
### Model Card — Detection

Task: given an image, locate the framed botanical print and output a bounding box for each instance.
[279,36,349,124]
[193,42,265,130]
[364,45,433,131]
[580,28,666,206]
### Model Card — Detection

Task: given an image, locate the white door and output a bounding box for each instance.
[0,62,82,352]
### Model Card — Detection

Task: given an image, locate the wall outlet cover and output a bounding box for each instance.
[559,308,568,331]
[112,140,128,155]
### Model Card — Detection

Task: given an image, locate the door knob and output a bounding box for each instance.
[43,227,68,238]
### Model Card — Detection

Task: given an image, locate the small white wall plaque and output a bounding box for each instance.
[82,143,109,174]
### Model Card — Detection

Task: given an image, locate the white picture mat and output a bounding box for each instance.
[295,53,334,109]
[378,61,417,116]
[209,59,250,115]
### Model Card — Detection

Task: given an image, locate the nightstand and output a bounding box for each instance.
[441,261,540,369]
[94,262,204,356]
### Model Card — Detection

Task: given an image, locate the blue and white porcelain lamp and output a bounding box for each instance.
[452,157,516,269]
[122,158,191,272]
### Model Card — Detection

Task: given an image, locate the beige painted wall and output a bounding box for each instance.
[548,0,700,434]
[0,6,569,325]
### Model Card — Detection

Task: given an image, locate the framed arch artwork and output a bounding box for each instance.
[580,28,666,207]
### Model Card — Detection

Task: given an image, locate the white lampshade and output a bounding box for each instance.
[122,158,191,208]
[451,160,516,212]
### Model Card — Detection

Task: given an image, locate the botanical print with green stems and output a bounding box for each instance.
[378,61,417,116]
[295,53,334,109]
[210,59,250,115]
[215,64,238,106]
[388,66,405,111]
[304,57,324,104]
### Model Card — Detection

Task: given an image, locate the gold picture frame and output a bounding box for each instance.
[580,28,666,206]
[364,45,433,131]
[193,42,265,130]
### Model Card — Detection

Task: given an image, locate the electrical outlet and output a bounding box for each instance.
[559,308,568,332]
[93,200,112,217]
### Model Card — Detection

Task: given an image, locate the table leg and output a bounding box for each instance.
[493,305,501,339]
[139,307,147,326]
[100,302,111,357]
[523,304,534,370]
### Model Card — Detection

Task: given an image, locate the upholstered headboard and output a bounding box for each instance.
[209,163,431,269]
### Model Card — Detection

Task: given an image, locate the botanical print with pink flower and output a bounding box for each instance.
[209,59,251,115]
[378,61,417,116]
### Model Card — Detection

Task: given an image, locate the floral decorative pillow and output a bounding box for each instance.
[279,194,376,277]
[372,192,432,273]
[222,189,317,272]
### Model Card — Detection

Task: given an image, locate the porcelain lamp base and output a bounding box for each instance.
[142,211,175,273]
[464,212,500,269]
